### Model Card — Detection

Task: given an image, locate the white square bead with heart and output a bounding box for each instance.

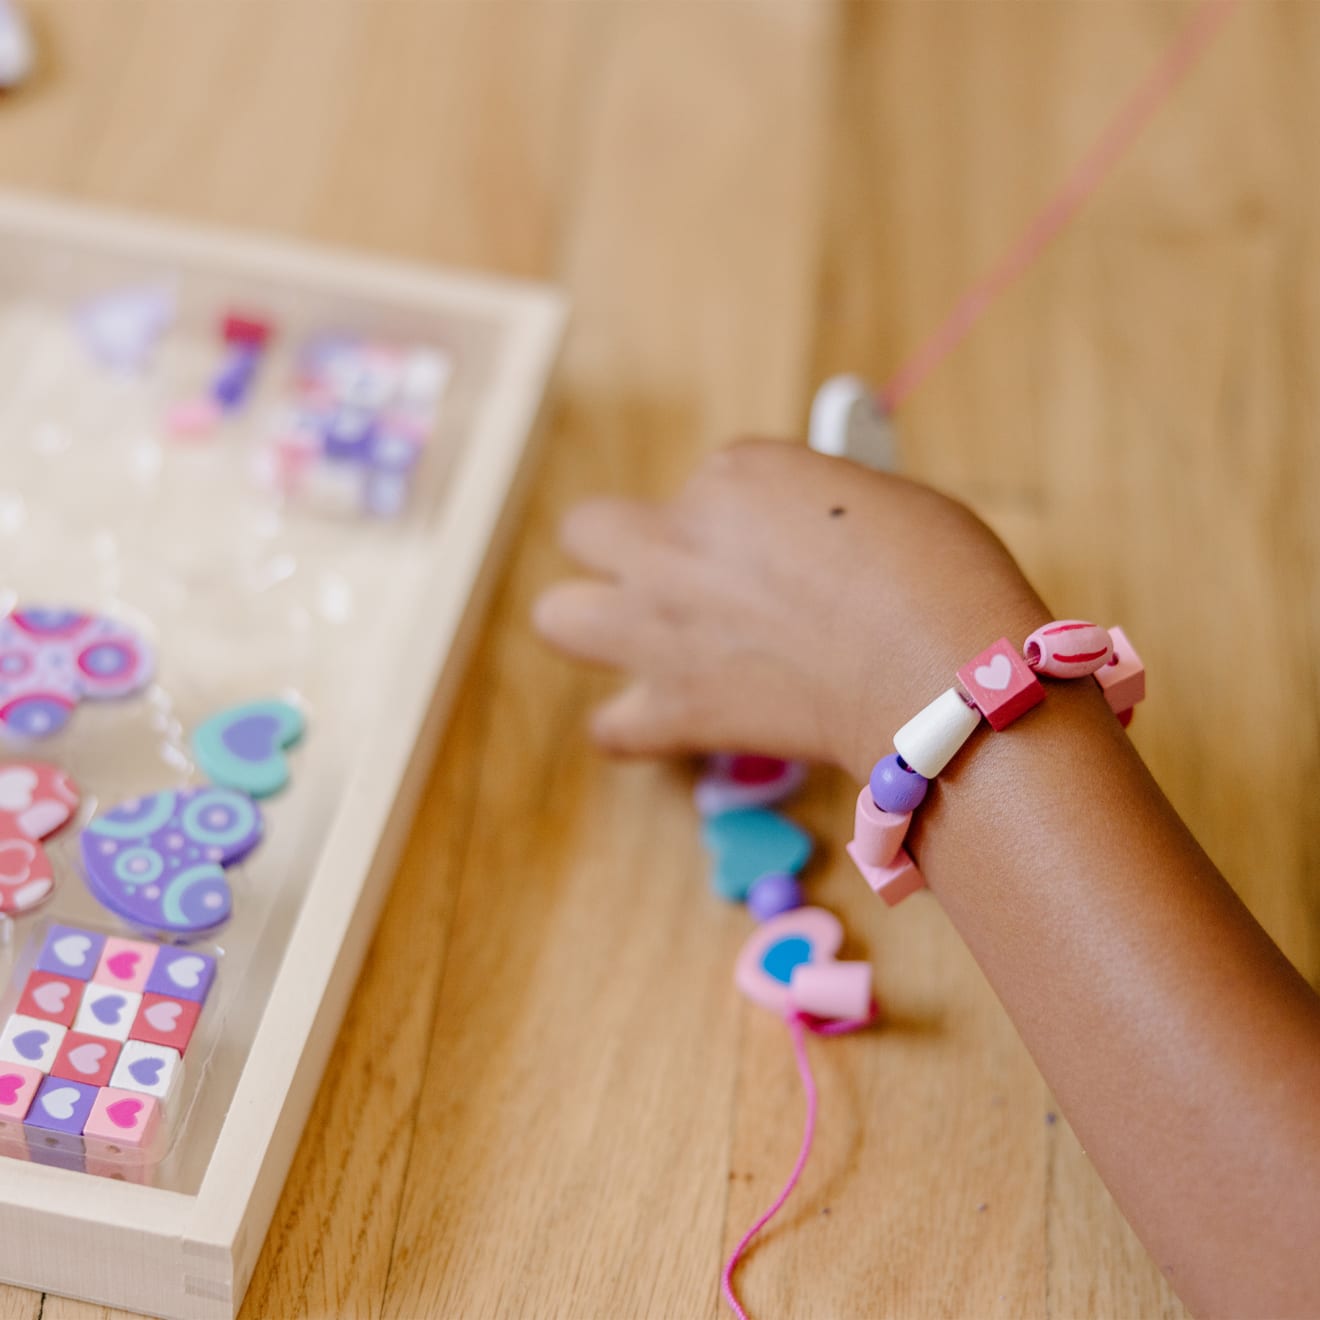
[0,1013,66,1072]
[111,1040,183,1108]
[73,985,142,1043]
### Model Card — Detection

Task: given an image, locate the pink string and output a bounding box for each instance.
[721,1003,878,1320]
[877,0,1240,415]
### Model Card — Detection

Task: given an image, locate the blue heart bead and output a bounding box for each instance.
[701,808,812,902]
[92,995,125,1025]
[761,936,812,985]
[129,1057,163,1086]
[192,699,305,799]
[13,1029,47,1061]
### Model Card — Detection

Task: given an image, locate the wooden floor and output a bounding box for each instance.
[2,1,1316,1316]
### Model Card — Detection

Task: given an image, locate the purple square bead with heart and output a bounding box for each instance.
[24,1075,97,1135]
[145,947,216,1005]
[36,925,106,982]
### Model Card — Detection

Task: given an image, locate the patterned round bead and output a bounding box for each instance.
[1023,620,1113,679]
[868,754,928,814]
[746,872,804,922]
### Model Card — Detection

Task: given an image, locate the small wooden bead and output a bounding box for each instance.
[846,842,927,906]
[852,786,910,868]
[868,754,927,813]
[789,962,872,1021]
[957,638,1044,732]
[1094,625,1145,714]
[893,688,980,778]
[1023,620,1114,678]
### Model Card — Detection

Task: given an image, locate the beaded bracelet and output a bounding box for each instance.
[849,620,1146,905]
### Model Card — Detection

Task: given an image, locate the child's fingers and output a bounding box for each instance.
[532,578,653,670]
[588,681,690,757]
[558,496,671,578]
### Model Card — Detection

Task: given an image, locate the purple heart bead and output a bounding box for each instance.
[13,1029,48,1061]
[129,1057,163,1086]
[92,995,125,1026]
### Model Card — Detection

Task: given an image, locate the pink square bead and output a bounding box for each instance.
[851,787,910,868]
[1095,625,1145,715]
[94,939,159,994]
[957,638,1044,731]
[846,841,926,907]
[83,1087,161,1148]
[0,1063,42,1121]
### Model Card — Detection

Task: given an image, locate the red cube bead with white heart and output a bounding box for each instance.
[83,1086,161,1148]
[130,993,200,1054]
[93,937,159,994]
[957,638,1044,731]
[74,985,142,1043]
[16,971,81,1027]
[1094,625,1145,714]
[111,1039,183,1108]
[50,1032,120,1088]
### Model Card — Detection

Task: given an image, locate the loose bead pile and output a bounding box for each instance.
[849,621,1145,903]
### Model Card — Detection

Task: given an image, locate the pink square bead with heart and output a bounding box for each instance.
[94,938,159,993]
[83,1086,161,1148]
[50,1031,120,1088]
[957,638,1044,732]
[0,1063,42,1121]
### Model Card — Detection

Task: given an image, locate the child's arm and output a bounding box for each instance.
[534,439,1320,1320]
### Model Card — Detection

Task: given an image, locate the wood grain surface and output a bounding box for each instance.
[2,2,1314,1316]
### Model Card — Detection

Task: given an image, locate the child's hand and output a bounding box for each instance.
[534,439,1047,777]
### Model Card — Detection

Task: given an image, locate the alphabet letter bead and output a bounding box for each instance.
[957,639,1044,731]
[788,962,873,1021]
[1095,625,1145,714]
[1023,621,1113,678]
[893,688,981,778]
[852,787,910,868]
[846,842,926,906]
[83,1086,161,1148]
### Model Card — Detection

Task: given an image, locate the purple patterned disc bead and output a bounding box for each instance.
[868,754,928,814]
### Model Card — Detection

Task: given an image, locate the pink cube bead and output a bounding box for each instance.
[0,1063,42,1122]
[851,787,910,868]
[846,841,926,906]
[1095,625,1145,714]
[83,1087,161,1148]
[789,962,872,1021]
[1023,620,1113,678]
[957,638,1044,731]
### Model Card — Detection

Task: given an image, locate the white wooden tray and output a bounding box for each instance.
[0,190,566,1318]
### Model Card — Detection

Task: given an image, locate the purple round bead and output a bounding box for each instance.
[747,872,804,922]
[869,754,929,814]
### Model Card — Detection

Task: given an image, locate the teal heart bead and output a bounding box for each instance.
[192,699,305,799]
[701,807,812,902]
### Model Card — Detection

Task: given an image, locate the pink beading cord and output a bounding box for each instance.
[723,4,1241,1315]
[877,0,1241,415]
[721,1005,877,1320]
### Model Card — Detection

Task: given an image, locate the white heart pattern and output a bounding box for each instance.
[68,1042,105,1074]
[32,982,68,1014]
[0,838,35,885]
[145,1001,181,1031]
[0,768,36,813]
[168,956,205,990]
[973,653,1013,691]
[52,934,91,967]
[41,1086,79,1119]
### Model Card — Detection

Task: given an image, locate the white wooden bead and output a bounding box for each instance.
[893,687,981,778]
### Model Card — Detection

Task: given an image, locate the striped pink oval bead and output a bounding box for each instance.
[1023,620,1113,679]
